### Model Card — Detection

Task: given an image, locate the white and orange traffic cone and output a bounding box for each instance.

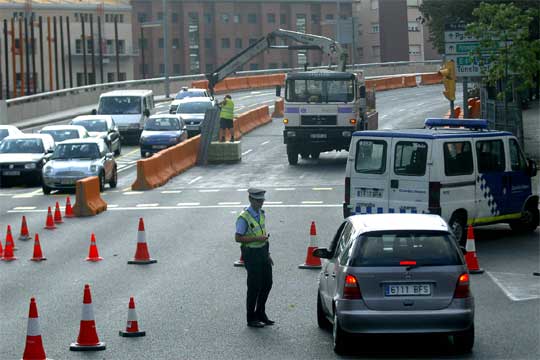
[30,234,47,262]
[19,216,32,241]
[299,221,322,269]
[44,207,56,230]
[119,297,146,337]
[233,254,245,267]
[5,224,17,250]
[0,236,3,258]
[53,201,63,224]
[22,297,49,360]
[128,218,157,264]
[2,228,17,261]
[465,226,484,274]
[85,233,103,262]
[70,284,106,351]
[65,196,74,218]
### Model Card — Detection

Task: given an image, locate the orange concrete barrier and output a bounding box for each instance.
[403,75,417,88]
[385,77,403,90]
[272,98,284,117]
[421,73,442,85]
[191,80,209,89]
[73,176,107,217]
[375,78,388,91]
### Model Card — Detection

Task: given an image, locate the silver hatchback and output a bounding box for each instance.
[314,214,474,355]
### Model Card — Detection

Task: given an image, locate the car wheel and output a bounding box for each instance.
[114,142,121,156]
[509,205,539,233]
[300,152,309,159]
[452,324,474,354]
[109,167,118,188]
[42,185,52,195]
[310,151,320,160]
[317,291,331,330]
[99,172,105,192]
[287,145,298,165]
[333,312,348,355]
[449,213,467,246]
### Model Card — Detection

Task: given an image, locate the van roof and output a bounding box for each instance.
[99,90,153,97]
[352,128,513,140]
[349,214,449,233]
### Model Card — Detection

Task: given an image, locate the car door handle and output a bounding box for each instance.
[331,273,336,278]
[324,273,329,277]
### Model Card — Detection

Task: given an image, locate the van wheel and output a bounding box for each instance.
[109,167,118,188]
[333,312,348,354]
[300,152,309,159]
[452,324,474,354]
[287,145,298,165]
[509,205,539,233]
[317,291,331,330]
[449,213,467,246]
[99,172,105,192]
[114,142,121,156]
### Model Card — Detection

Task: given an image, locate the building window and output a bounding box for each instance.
[118,73,126,81]
[157,12,163,21]
[107,73,115,82]
[311,14,320,24]
[76,73,85,86]
[173,64,181,74]
[117,40,125,54]
[371,23,379,33]
[188,12,200,73]
[106,40,114,53]
[357,24,363,36]
[371,0,379,10]
[372,45,380,57]
[205,38,213,49]
[407,0,419,7]
[138,13,147,23]
[140,64,149,75]
[267,14,276,23]
[172,38,180,49]
[221,38,230,48]
[409,44,421,56]
[250,63,259,70]
[172,13,179,23]
[296,14,307,65]
[158,38,164,48]
[206,64,214,72]
[204,13,212,24]
[75,39,82,54]
[325,14,334,20]
[234,15,241,24]
[282,62,288,68]
[248,13,257,24]
[357,47,364,57]
[235,38,243,49]
[221,13,229,23]
[408,21,420,32]
[280,13,287,25]
[268,62,278,69]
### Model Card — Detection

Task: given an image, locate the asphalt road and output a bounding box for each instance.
[0,84,538,360]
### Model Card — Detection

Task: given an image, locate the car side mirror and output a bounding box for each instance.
[527,158,537,177]
[276,85,282,97]
[144,109,150,117]
[312,248,331,259]
[91,109,97,115]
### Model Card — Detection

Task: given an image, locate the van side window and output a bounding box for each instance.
[443,141,473,176]
[476,140,505,173]
[355,140,387,174]
[394,141,428,176]
[509,139,527,172]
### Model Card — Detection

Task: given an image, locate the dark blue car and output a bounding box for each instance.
[139,115,188,158]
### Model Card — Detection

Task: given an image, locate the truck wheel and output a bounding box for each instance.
[509,205,539,233]
[310,151,320,160]
[287,146,298,165]
[300,152,309,159]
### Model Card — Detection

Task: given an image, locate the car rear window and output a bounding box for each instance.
[0,129,9,141]
[175,90,206,99]
[350,230,461,267]
[42,130,80,142]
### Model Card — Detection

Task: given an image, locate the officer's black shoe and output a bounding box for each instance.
[247,320,265,328]
[259,315,275,325]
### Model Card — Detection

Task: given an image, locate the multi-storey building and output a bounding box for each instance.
[0,0,135,97]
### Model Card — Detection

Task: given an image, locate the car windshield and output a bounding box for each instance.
[175,90,206,99]
[286,79,354,103]
[177,101,213,114]
[0,138,44,153]
[144,118,180,131]
[349,230,461,267]
[72,120,108,132]
[98,96,141,114]
[52,143,100,160]
[41,129,80,142]
[0,129,9,141]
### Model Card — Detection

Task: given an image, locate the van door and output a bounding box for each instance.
[506,138,532,214]
[388,139,430,214]
[350,137,390,215]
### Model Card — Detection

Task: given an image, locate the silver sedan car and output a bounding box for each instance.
[314,214,474,355]
[42,138,117,194]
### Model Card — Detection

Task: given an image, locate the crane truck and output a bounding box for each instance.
[206,29,378,165]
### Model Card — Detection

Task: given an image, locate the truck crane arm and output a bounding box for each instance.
[206,28,347,96]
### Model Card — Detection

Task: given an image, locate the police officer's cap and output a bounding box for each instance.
[248,188,266,200]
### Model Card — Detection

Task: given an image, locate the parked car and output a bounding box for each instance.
[169,87,210,114]
[314,213,474,355]
[139,114,188,158]
[42,138,117,194]
[0,125,24,142]
[0,134,55,186]
[175,97,216,136]
[39,124,90,143]
[70,115,122,156]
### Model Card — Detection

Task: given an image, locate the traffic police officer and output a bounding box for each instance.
[235,188,274,328]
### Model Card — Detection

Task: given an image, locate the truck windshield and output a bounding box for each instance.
[98,96,141,115]
[285,79,354,103]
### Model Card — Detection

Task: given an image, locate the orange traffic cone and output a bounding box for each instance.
[2,242,17,261]
[0,237,3,258]
[5,224,17,250]
[53,202,63,224]
[128,218,157,265]
[70,284,106,351]
[233,254,245,267]
[299,221,322,269]
[19,215,32,241]
[465,226,484,274]
[119,297,146,337]
[85,233,103,262]
[65,196,74,218]
[22,297,48,360]
[30,234,46,262]
[44,207,56,230]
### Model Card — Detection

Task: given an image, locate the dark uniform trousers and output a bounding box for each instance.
[241,242,273,322]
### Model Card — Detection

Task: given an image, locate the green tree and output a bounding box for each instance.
[466,2,540,93]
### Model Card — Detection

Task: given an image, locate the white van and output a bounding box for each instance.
[343,118,538,244]
[93,90,154,142]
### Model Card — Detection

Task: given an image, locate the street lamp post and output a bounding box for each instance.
[162,0,170,98]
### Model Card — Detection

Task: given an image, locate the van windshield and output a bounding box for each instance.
[98,96,142,115]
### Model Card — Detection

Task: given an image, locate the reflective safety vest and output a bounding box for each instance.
[220,99,234,120]
[238,209,266,248]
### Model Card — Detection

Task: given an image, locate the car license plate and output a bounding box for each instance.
[310,133,327,139]
[385,284,431,296]
[152,145,166,149]
[60,179,75,185]
[3,170,20,176]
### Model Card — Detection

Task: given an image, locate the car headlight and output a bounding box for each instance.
[139,136,147,143]
[90,165,98,173]
[286,131,296,137]
[25,163,37,169]
[44,166,53,175]
[169,137,178,143]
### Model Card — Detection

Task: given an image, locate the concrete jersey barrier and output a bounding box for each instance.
[73,176,108,217]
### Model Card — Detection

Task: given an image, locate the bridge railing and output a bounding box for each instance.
[0,60,441,126]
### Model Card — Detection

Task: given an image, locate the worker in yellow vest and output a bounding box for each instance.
[219,94,235,142]
[235,188,274,328]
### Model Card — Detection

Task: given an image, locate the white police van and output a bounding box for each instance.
[343,118,538,244]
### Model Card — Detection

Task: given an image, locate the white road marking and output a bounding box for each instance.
[398,108,406,112]
[107,204,119,208]
[176,202,200,206]
[302,201,324,204]
[276,188,295,191]
[264,201,283,205]
[242,149,253,156]
[123,191,144,195]
[0,193,14,197]
[136,203,159,207]
[236,188,248,192]
[218,202,241,205]
[14,206,37,210]
[199,189,219,192]
[261,99,275,104]
[312,187,333,191]
[188,176,202,185]
[261,141,270,145]
[161,190,182,194]
[487,271,540,301]
[118,164,137,173]
[13,188,43,198]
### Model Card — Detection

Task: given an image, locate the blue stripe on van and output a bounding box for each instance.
[377,207,383,214]
[366,207,372,214]
[389,208,395,213]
